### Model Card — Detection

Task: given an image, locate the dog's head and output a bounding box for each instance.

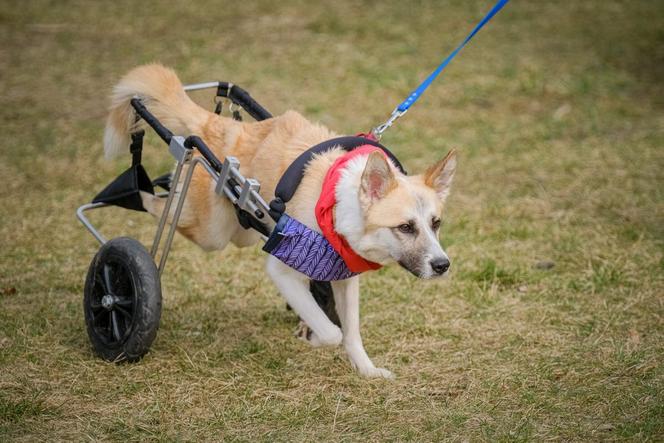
[342,149,457,279]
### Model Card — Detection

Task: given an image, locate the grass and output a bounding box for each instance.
[1,0,663,440]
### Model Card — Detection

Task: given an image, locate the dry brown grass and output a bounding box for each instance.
[1,0,663,441]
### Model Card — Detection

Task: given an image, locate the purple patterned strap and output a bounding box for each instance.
[263,215,358,281]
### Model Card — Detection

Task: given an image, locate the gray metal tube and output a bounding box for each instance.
[76,202,109,245]
[151,156,188,257]
[183,82,220,92]
[157,157,202,274]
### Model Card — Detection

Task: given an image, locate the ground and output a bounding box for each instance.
[1,0,663,441]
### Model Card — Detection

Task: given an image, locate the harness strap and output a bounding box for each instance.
[269,135,406,220]
[130,130,145,166]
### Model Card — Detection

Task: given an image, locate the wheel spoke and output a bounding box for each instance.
[90,302,103,312]
[92,308,109,325]
[95,272,108,295]
[114,305,132,319]
[115,298,132,308]
[110,310,122,341]
[103,264,114,296]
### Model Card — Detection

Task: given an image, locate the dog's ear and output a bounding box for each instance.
[360,151,396,206]
[424,149,457,202]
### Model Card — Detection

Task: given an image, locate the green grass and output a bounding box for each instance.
[1,0,663,440]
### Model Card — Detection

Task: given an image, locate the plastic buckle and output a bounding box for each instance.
[213,96,223,115]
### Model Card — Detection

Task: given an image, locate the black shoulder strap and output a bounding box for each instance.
[272,136,406,212]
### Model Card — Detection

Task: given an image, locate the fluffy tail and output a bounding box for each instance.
[103,64,212,158]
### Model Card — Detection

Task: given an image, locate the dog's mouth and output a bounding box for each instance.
[397,259,448,279]
[398,260,425,278]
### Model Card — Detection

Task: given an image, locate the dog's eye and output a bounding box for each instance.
[397,223,415,234]
[432,218,441,230]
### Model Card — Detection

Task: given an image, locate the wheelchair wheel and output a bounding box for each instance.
[83,237,161,362]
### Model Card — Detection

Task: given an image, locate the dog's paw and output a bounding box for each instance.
[294,321,313,342]
[358,366,395,379]
[294,321,342,347]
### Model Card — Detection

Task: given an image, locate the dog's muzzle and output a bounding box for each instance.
[263,215,359,281]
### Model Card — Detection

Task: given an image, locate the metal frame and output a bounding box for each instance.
[76,82,275,274]
[183,81,221,92]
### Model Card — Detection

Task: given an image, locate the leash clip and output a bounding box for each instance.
[371,108,407,140]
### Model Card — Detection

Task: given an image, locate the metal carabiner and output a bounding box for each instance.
[371,108,407,140]
[228,102,242,121]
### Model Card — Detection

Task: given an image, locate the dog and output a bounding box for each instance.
[104,64,457,378]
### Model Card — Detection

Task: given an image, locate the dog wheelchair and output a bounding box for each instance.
[77,81,282,361]
[77,81,405,362]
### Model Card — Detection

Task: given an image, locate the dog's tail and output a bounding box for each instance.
[104,64,212,158]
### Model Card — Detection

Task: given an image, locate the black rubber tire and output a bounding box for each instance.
[83,237,161,362]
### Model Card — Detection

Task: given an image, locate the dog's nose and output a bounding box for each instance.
[430,257,450,275]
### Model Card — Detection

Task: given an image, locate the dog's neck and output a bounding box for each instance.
[333,154,395,265]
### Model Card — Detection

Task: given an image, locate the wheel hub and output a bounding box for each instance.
[101,294,115,310]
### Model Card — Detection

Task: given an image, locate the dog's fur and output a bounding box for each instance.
[104,64,457,378]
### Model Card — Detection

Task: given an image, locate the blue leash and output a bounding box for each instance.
[372,0,510,138]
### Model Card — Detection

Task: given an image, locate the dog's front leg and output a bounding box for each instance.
[332,277,394,379]
[266,256,342,346]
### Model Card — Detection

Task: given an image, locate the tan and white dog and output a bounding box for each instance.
[104,64,456,378]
